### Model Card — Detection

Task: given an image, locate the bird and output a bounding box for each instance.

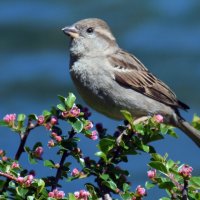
[62,18,200,147]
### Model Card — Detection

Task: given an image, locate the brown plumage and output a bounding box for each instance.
[62,18,200,147]
[110,49,189,110]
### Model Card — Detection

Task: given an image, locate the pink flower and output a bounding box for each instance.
[48,191,54,198]
[17,176,24,184]
[61,111,68,118]
[55,135,62,142]
[74,190,90,199]
[79,190,90,198]
[179,164,193,178]
[50,116,58,125]
[136,185,146,197]
[27,174,34,181]
[48,189,65,199]
[154,114,164,123]
[3,113,16,125]
[89,130,98,140]
[69,106,80,117]
[48,140,55,147]
[37,115,45,125]
[34,146,43,158]
[74,191,80,198]
[147,169,156,179]
[23,174,34,187]
[45,123,52,130]
[84,121,93,130]
[56,190,65,199]
[2,156,8,161]
[11,162,20,169]
[51,132,57,137]
[62,106,80,118]
[71,168,80,177]
[0,149,4,157]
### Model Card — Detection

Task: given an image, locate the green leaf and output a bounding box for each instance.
[79,158,85,168]
[134,123,145,135]
[24,146,31,153]
[58,95,66,104]
[167,129,178,138]
[57,103,66,111]
[44,160,55,168]
[16,186,28,197]
[120,110,133,124]
[190,176,200,189]
[65,93,76,109]
[68,118,83,133]
[27,196,34,200]
[149,161,168,174]
[103,180,118,191]
[0,120,8,126]
[17,114,26,121]
[28,154,37,164]
[140,144,150,152]
[98,138,115,154]
[151,153,164,162]
[28,114,38,120]
[160,124,169,134]
[145,181,155,189]
[42,110,51,117]
[85,184,99,199]
[166,159,174,169]
[35,179,45,194]
[68,193,77,200]
[9,181,16,188]
[95,151,107,162]
[192,114,200,130]
[149,134,164,142]
[158,181,175,189]
[123,183,130,192]
[159,198,170,200]
[33,142,43,151]
[100,174,109,181]
[120,192,132,200]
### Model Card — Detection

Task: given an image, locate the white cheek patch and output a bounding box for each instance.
[96,29,116,41]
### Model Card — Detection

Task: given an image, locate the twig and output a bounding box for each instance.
[51,150,69,190]
[0,171,18,182]
[1,119,37,192]
[15,119,37,160]
[182,180,188,200]
[51,129,76,191]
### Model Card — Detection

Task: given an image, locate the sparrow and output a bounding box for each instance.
[62,18,200,147]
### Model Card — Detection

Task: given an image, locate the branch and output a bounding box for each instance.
[51,129,76,190]
[182,180,188,200]
[0,171,18,182]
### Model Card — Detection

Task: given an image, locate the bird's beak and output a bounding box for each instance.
[62,26,79,38]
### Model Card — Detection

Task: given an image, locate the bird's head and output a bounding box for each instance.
[62,18,118,57]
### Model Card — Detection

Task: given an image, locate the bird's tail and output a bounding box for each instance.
[176,118,200,148]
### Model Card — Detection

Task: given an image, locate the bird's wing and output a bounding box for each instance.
[108,49,189,110]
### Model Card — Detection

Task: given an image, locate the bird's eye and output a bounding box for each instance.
[86,27,94,34]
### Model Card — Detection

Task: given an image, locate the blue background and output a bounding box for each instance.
[0,1,200,199]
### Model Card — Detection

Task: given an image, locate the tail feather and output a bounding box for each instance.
[177,118,200,148]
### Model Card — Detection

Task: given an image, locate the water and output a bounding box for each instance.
[0,1,200,199]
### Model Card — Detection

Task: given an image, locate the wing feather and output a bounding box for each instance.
[109,49,189,110]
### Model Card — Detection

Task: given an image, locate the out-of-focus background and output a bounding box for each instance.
[0,1,200,199]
